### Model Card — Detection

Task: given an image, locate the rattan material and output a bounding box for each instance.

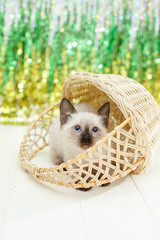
[20,73,160,188]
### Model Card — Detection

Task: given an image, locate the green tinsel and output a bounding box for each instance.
[0,0,159,124]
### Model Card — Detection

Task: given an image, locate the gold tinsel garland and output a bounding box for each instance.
[0,0,159,124]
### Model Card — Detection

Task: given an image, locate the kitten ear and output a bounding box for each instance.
[60,98,77,126]
[97,102,110,128]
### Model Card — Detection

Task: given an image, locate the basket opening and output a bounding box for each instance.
[63,82,127,133]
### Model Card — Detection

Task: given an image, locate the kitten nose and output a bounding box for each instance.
[81,133,92,144]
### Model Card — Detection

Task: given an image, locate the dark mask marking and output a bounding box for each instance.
[97,102,110,128]
[80,128,92,146]
[60,98,77,126]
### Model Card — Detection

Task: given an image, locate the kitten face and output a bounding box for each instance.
[60,98,110,150]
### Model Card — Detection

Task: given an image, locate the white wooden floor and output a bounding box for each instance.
[0,124,160,240]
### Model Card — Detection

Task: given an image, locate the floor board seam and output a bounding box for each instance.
[130,175,160,228]
[75,193,89,240]
[0,160,19,239]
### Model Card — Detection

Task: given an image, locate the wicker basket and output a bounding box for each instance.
[20,73,160,188]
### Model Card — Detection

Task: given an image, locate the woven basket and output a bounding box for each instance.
[20,73,160,189]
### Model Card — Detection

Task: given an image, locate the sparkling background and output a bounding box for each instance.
[0,0,159,124]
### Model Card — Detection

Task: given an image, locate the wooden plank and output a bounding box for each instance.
[1,148,87,240]
[131,144,160,224]
[76,176,160,240]
[0,125,27,230]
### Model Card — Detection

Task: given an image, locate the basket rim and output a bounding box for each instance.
[20,101,145,187]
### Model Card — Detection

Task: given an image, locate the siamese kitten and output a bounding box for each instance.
[50,98,110,191]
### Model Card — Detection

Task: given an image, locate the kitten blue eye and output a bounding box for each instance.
[74,125,82,132]
[92,127,99,134]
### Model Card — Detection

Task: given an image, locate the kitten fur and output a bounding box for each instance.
[50,98,110,165]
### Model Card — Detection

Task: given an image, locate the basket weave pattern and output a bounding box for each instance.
[20,73,160,188]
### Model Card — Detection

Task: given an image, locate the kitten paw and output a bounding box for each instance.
[100,182,110,187]
[54,158,64,165]
[76,187,92,191]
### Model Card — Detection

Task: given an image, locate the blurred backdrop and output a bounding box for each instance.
[0,0,159,124]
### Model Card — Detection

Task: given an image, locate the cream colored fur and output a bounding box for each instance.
[50,104,108,165]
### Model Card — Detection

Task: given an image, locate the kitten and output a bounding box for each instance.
[50,98,110,190]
